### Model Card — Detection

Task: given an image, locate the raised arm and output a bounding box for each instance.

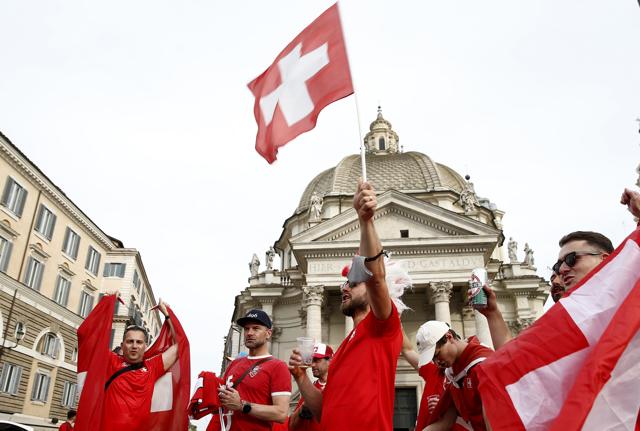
[474,284,511,350]
[158,300,178,371]
[401,327,419,370]
[621,188,640,221]
[354,180,392,320]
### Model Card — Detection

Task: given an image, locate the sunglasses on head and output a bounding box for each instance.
[552,251,602,274]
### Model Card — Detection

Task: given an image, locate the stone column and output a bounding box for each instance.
[260,299,275,320]
[344,316,354,337]
[429,281,453,324]
[474,310,492,347]
[303,285,324,342]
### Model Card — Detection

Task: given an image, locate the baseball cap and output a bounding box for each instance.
[236,309,272,329]
[416,320,450,367]
[312,343,334,359]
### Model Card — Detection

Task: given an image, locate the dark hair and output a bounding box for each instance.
[435,328,461,347]
[559,231,614,254]
[67,410,77,420]
[123,325,148,343]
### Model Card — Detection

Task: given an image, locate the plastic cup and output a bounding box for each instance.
[469,268,488,309]
[296,337,315,366]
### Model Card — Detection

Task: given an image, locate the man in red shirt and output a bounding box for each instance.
[420,321,493,431]
[101,300,178,431]
[58,410,75,430]
[216,309,291,431]
[288,343,333,431]
[289,180,407,431]
[401,328,471,431]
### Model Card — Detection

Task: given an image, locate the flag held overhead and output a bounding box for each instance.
[248,3,354,164]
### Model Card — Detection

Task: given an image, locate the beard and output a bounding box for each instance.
[341,295,368,317]
[245,338,266,349]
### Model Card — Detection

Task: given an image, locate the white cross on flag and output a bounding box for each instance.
[248,3,353,164]
[476,227,640,430]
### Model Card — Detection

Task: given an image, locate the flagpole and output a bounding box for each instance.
[336,1,367,182]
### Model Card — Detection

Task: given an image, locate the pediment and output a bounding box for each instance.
[290,190,500,245]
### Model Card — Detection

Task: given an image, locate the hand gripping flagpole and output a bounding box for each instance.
[336,1,367,182]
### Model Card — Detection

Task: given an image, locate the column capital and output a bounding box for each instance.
[508,317,535,335]
[303,285,325,307]
[429,281,453,304]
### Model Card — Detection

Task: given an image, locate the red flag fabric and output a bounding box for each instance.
[144,306,191,431]
[75,296,191,431]
[248,3,353,164]
[476,227,640,430]
[75,294,116,430]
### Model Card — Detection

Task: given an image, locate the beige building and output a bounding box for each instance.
[223,110,549,430]
[0,131,162,429]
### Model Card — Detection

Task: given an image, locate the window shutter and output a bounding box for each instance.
[23,257,33,285]
[10,366,21,395]
[47,212,57,239]
[0,240,12,272]
[103,263,109,277]
[53,276,61,302]
[72,233,80,259]
[118,264,126,277]
[62,228,70,253]
[95,252,101,274]
[33,262,43,291]
[0,180,10,206]
[85,248,91,270]
[62,281,69,306]
[53,338,60,359]
[15,188,27,217]
[35,205,44,232]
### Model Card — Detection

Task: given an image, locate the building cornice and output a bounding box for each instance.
[0,136,116,250]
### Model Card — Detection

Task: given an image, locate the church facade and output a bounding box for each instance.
[223,110,549,429]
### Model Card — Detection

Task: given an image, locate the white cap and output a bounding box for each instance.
[416,320,450,367]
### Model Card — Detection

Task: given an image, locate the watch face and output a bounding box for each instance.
[243,403,251,414]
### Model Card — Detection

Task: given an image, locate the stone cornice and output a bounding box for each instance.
[0,139,116,250]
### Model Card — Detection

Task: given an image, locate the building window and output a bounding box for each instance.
[53,275,71,307]
[71,347,78,363]
[34,205,57,240]
[62,228,81,259]
[103,263,126,278]
[31,371,51,402]
[23,257,44,291]
[0,235,12,273]
[38,333,60,359]
[133,270,141,294]
[379,137,386,150]
[140,291,147,311]
[78,291,94,318]
[0,177,28,218]
[85,246,101,275]
[61,381,77,408]
[400,229,409,238]
[14,322,26,340]
[0,362,22,395]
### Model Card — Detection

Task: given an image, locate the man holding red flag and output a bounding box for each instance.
[476,188,640,430]
[248,3,353,164]
[75,294,190,431]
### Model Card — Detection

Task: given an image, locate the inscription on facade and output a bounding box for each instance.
[307,255,484,275]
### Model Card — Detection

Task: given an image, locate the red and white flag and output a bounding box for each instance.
[75,295,191,431]
[476,228,640,430]
[248,3,354,164]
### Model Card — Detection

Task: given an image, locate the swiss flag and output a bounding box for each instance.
[75,295,191,431]
[248,3,354,164]
[476,227,640,430]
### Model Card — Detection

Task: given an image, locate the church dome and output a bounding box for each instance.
[296,109,469,213]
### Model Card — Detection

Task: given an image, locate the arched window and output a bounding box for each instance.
[379,137,386,150]
[38,332,60,359]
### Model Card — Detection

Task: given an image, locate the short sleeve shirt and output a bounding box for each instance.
[102,353,166,431]
[289,379,326,431]
[58,423,73,431]
[320,303,402,431]
[224,355,292,431]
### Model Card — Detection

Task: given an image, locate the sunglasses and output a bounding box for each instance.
[340,281,360,290]
[552,251,602,274]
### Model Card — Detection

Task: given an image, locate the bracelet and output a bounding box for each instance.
[164,315,170,319]
[364,250,387,262]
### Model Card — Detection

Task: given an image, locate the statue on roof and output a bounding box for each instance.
[508,237,518,263]
[265,246,276,270]
[309,192,323,223]
[523,243,535,267]
[458,175,479,214]
[249,254,260,277]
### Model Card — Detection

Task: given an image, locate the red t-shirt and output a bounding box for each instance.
[221,355,292,431]
[58,422,73,431]
[289,379,326,431]
[320,303,402,431]
[435,341,494,431]
[101,352,166,431]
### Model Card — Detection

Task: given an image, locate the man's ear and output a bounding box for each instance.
[266,328,273,340]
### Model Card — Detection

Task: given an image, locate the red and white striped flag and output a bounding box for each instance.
[476,227,640,430]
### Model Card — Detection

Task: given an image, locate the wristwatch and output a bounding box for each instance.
[242,400,252,414]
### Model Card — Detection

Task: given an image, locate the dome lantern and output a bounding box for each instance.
[364,106,399,154]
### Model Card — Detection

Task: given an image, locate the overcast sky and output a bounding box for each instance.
[1,1,639,428]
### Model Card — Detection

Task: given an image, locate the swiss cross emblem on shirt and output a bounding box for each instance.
[249,366,261,378]
[466,377,473,389]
